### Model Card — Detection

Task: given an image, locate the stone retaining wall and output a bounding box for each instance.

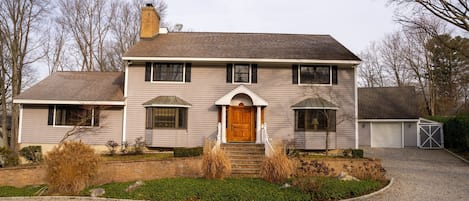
[0,157,203,188]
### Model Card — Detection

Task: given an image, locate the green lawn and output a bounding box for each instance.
[83,177,385,201]
[0,185,44,197]
[0,177,385,200]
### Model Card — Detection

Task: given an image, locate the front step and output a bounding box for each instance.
[221,143,265,177]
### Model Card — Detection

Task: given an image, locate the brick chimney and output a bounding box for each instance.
[140,3,160,38]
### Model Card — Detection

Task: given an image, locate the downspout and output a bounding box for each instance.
[122,64,129,144]
[354,65,359,149]
[18,104,23,144]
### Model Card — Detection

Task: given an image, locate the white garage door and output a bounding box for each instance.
[371,123,402,148]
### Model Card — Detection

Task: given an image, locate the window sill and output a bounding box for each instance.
[298,83,332,86]
[52,125,100,129]
[149,81,186,84]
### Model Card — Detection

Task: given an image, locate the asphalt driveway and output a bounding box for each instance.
[357,148,469,201]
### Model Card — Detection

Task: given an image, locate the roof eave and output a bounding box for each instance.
[122,57,361,65]
[13,99,125,106]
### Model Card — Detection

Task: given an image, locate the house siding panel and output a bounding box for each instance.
[404,122,417,147]
[21,105,123,144]
[126,63,356,149]
[358,122,371,146]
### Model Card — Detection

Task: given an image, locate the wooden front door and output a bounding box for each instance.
[227,105,255,142]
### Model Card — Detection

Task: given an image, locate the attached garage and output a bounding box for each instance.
[358,87,419,148]
[359,120,418,148]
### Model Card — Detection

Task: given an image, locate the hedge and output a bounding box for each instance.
[428,114,469,151]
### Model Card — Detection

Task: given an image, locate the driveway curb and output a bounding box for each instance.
[444,148,469,164]
[340,177,394,201]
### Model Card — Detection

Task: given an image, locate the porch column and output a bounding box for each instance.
[256,106,261,144]
[221,105,227,143]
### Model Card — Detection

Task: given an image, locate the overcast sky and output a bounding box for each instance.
[165,0,400,53]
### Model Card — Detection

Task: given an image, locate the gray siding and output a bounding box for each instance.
[21,105,123,144]
[126,63,356,149]
[404,122,418,147]
[358,122,371,146]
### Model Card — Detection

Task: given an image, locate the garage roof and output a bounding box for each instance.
[358,86,418,119]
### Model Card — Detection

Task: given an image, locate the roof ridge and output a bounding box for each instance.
[165,31,332,37]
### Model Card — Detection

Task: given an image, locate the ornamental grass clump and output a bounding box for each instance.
[202,140,231,179]
[45,141,100,195]
[260,143,294,184]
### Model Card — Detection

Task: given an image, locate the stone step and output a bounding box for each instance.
[221,143,265,177]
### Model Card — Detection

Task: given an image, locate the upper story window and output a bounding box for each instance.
[292,65,338,85]
[48,105,99,127]
[145,62,191,83]
[226,64,257,84]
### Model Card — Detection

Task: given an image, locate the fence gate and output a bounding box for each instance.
[418,118,444,149]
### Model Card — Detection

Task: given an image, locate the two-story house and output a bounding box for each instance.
[14,4,361,153]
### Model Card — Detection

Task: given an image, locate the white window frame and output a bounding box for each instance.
[52,105,99,128]
[232,64,252,84]
[150,63,186,84]
[298,65,333,86]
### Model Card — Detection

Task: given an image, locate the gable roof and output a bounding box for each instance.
[358,86,418,119]
[123,32,361,63]
[15,72,125,104]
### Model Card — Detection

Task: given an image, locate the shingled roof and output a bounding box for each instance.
[15,72,124,103]
[123,32,361,62]
[358,87,418,119]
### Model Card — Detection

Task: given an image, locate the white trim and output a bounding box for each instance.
[159,27,168,34]
[401,122,405,148]
[215,85,268,106]
[256,106,261,144]
[291,107,339,110]
[370,122,374,147]
[354,66,358,149]
[124,65,129,97]
[122,57,361,65]
[13,99,125,105]
[18,104,23,144]
[221,106,227,143]
[122,103,127,143]
[358,119,419,122]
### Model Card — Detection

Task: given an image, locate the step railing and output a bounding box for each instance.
[261,123,275,157]
[212,122,222,152]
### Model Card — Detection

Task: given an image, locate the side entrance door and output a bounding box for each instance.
[227,105,255,142]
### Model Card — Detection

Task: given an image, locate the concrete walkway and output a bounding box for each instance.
[357,148,469,201]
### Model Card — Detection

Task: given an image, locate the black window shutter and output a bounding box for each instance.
[332,66,338,85]
[48,105,54,125]
[185,63,192,82]
[226,64,233,83]
[251,64,257,83]
[145,62,151,81]
[292,65,298,84]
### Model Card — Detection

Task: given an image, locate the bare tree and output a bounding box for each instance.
[380,32,414,86]
[0,0,47,152]
[396,0,469,32]
[358,42,390,87]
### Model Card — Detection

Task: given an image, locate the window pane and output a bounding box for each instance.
[234,64,250,83]
[295,109,336,131]
[151,107,187,129]
[300,66,330,84]
[55,105,93,126]
[153,63,184,81]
